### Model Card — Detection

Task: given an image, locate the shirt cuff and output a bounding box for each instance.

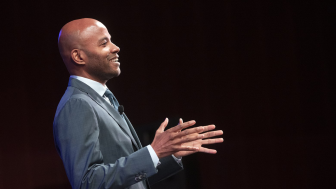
[147,145,160,168]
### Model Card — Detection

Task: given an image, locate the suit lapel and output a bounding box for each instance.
[124,114,142,149]
[68,78,140,150]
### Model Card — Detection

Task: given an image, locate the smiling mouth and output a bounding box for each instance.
[110,58,119,62]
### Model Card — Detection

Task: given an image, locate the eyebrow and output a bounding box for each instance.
[98,37,109,44]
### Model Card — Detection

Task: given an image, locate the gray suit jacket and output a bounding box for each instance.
[53,78,183,189]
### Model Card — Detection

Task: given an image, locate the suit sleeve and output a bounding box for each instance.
[148,155,183,185]
[53,98,157,189]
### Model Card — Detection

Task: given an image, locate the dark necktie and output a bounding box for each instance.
[104,89,120,111]
[104,89,138,152]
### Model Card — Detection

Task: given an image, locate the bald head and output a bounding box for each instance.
[58,18,121,84]
[58,18,104,67]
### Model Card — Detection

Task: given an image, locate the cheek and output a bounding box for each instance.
[103,48,111,57]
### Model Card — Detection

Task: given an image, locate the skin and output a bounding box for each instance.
[58,18,224,159]
[58,18,120,85]
[152,118,224,158]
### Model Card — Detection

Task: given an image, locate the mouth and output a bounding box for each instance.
[109,57,119,63]
[111,58,119,62]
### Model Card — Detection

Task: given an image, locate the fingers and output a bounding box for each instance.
[175,133,204,144]
[200,125,216,133]
[170,120,196,132]
[179,118,183,125]
[202,138,224,145]
[174,126,204,138]
[199,147,217,154]
[174,124,216,138]
[203,130,223,139]
[176,145,199,152]
[157,118,169,132]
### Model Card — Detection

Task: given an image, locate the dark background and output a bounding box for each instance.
[1,0,335,189]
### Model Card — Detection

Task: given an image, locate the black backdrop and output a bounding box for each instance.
[1,1,335,189]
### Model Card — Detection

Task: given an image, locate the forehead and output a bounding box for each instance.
[81,24,111,44]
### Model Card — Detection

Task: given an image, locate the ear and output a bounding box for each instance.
[71,49,86,65]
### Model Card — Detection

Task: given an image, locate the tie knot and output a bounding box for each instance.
[104,89,114,97]
[104,89,119,109]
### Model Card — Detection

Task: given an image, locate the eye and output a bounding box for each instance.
[101,39,108,46]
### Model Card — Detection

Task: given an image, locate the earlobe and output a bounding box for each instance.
[71,49,86,65]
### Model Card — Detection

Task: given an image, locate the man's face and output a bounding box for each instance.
[81,23,120,82]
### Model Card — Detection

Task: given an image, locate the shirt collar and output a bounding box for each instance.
[70,75,107,96]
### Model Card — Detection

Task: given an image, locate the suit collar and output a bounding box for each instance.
[70,75,107,96]
[68,77,140,149]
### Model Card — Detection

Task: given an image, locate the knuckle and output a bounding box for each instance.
[182,130,188,135]
[194,134,199,140]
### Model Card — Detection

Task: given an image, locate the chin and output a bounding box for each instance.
[107,69,121,79]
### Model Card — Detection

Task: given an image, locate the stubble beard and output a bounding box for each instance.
[85,52,121,83]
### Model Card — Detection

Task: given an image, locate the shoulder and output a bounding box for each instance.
[54,86,96,121]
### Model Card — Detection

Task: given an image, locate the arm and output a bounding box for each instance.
[53,98,156,189]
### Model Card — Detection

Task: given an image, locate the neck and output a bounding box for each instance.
[71,73,108,86]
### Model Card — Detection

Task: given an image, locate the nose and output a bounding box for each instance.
[110,43,120,53]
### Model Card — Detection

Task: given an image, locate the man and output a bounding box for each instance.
[53,18,223,189]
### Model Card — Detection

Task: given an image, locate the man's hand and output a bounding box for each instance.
[151,118,223,159]
[173,119,223,158]
[151,118,205,159]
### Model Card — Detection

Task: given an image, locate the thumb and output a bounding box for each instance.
[179,118,183,125]
[158,118,169,132]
